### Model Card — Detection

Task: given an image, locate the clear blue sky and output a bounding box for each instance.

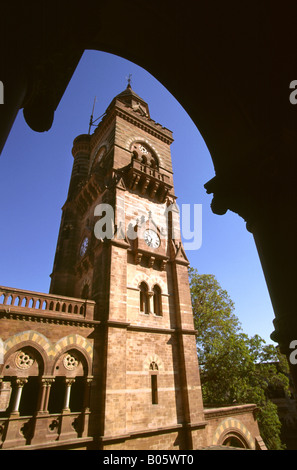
[0,50,276,344]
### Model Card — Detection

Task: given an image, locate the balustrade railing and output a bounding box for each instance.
[132,159,170,183]
[0,286,95,320]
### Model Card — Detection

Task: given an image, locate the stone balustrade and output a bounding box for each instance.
[131,159,170,184]
[0,286,95,321]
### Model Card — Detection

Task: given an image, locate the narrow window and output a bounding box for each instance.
[149,362,159,404]
[153,285,162,316]
[140,282,149,314]
[151,375,158,404]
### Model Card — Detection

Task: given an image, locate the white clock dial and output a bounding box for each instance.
[144,229,160,249]
[80,237,89,257]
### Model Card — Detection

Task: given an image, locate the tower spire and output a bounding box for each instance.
[126,73,132,89]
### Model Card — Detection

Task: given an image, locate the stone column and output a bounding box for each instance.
[11,378,27,415]
[38,378,55,413]
[83,377,93,412]
[63,378,75,412]
[148,291,154,314]
[44,379,55,413]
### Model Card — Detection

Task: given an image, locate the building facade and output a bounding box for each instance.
[0,86,265,450]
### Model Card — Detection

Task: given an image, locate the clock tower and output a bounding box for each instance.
[49,83,206,449]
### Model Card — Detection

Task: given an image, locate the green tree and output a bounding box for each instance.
[189,267,289,450]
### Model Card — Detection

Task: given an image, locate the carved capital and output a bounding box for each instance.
[65,378,76,386]
[16,378,28,387]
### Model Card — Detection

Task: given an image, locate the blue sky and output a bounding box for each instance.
[0,50,276,344]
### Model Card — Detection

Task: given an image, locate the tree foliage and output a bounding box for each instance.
[189,267,289,450]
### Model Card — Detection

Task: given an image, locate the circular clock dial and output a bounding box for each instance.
[80,237,89,257]
[144,229,160,248]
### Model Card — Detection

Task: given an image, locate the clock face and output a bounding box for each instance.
[80,237,89,257]
[144,229,160,249]
[97,147,106,162]
[92,146,106,169]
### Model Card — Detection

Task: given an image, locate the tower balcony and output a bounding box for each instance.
[0,286,96,322]
[126,159,173,202]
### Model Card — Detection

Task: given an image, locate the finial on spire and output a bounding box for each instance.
[126,73,132,89]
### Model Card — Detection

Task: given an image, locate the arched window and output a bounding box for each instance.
[149,361,158,371]
[131,142,159,170]
[222,434,248,448]
[153,285,162,316]
[149,362,158,405]
[49,349,88,415]
[1,347,44,419]
[139,282,149,314]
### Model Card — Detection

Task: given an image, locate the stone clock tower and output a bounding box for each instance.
[0,83,264,450]
[49,83,206,449]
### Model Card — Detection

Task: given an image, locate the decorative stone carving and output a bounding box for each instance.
[63,353,79,371]
[15,350,34,370]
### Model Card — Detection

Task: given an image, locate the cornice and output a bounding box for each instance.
[204,403,258,420]
[91,103,173,151]
[115,107,173,145]
[0,308,100,328]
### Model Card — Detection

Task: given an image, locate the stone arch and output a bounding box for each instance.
[152,284,162,316]
[126,136,163,167]
[2,342,45,377]
[50,334,93,375]
[3,331,51,367]
[52,347,88,377]
[139,281,149,314]
[212,418,255,449]
[149,274,167,294]
[1,342,46,418]
[89,140,110,171]
[131,273,166,293]
[143,354,164,372]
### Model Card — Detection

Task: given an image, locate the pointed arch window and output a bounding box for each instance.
[153,285,162,316]
[139,282,149,314]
